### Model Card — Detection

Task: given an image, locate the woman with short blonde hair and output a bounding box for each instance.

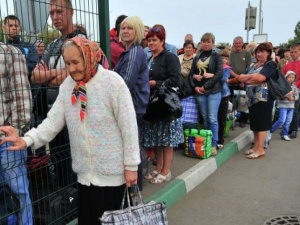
[119,16,144,45]
[115,16,150,190]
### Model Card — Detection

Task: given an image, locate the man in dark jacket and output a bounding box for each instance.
[3,15,39,80]
[30,0,84,187]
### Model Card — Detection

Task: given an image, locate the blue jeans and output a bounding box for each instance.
[195,92,221,147]
[0,142,32,225]
[271,108,294,136]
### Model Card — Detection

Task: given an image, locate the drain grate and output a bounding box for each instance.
[264,215,300,225]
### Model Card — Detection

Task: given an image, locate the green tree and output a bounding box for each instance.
[217,42,231,47]
[294,20,300,38]
[37,24,60,45]
[279,20,300,49]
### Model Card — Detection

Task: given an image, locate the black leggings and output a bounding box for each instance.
[218,96,229,145]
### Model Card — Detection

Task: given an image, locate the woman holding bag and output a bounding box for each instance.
[189,33,223,156]
[238,42,277,159]
[143,26,184,184]
[0,37,140,224]
[114,16,150,192]
[178,41,198,130]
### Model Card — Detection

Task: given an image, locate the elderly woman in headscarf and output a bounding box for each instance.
[0,37,140,225]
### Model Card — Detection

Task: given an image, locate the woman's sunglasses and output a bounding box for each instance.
[148,27,161,33]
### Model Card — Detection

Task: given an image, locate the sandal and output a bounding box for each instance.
[217,144,223,149]
[144,170,160,180]
[244,149,254,155]
[150,172,171,184]
[211,147,217,156]
[246,152,264,159]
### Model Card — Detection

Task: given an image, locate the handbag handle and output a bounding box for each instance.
[120,185,152,224]
[120,185,146,209]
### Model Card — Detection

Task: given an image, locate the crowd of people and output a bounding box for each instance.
[0,0,300,224]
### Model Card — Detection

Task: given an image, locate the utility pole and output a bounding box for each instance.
[246,1,251,43]
[258,0,263,34]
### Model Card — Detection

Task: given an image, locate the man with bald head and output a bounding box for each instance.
[229,36,252,127]
[177,33,196,55]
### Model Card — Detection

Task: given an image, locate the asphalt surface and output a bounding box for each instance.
[166,129,300,225]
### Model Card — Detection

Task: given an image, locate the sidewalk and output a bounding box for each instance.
[143,125,253,208]
[67,125,252,225]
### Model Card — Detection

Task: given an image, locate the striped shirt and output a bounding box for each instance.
[0,43,32,138]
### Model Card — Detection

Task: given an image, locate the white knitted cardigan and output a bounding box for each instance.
[23,66,140,187]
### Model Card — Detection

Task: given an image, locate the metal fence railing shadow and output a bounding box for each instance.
[0,0,100,224]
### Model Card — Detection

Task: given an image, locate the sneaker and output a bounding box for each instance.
[281,135,291,141]
[267,130,272,141]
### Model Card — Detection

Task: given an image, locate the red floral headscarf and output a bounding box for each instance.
[62,37,109,121]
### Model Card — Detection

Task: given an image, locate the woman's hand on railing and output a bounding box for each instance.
[0,126,27,151]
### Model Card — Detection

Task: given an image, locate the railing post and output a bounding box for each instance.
[98,0,111,68]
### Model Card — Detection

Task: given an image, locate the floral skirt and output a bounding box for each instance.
[143,118,184,147]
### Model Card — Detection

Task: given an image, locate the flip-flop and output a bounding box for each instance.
[246,152,264,159]
[244,149,254,155]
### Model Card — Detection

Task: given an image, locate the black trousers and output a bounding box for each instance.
[78,183,127,225]
[136,114,144,192]
[218,96,229,145]
[289,99,300,133]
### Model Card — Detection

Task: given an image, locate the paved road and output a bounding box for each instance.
[167,130,300,225]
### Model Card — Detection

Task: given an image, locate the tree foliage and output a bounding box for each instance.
[294,20,300,38]
[37,24,60,45]
[279,20,300,49]
[217,42,231,47]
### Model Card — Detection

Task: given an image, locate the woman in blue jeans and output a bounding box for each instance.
[189,33,223,155]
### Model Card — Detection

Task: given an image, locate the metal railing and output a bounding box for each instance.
[0,0,108,224]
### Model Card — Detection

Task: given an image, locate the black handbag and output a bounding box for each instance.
[144,83,183,121]
[267,69,292,100]
[178,74,193,99]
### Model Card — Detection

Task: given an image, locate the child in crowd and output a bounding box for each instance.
[217,50,231,149]
[269,71,299,141]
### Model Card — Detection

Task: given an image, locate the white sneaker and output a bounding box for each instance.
[267,130,272,140]
[281,135,291,141]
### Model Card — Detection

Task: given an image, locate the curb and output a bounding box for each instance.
[144,130,254,209]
